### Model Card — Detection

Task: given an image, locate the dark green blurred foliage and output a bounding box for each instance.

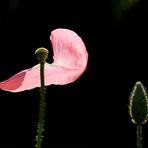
[129,82,148,124]
[114,0,139,19]
[9,0,19,12]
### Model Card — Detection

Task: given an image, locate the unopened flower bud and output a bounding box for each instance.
[129,81,148,124]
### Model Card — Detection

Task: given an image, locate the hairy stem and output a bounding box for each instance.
[137,124,142,148]
[36,62,46,148]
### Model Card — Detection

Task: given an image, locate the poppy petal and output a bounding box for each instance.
[50,28,88,69]
[0,28,88,92]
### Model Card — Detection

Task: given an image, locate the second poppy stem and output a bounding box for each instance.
[137,124,142,148]
[36,62,46,148]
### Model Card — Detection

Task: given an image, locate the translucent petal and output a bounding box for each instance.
[0,28,88,92]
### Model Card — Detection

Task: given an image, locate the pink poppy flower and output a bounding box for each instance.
[0,28,88,92]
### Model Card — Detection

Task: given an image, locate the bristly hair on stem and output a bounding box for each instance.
[137,124,142,148]
[35,48,49,148]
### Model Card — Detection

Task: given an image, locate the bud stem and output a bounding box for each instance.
[137,124,142,148]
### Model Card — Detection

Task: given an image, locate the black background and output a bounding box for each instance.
[0,0,148,148]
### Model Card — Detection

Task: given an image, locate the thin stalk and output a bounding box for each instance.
[36,62,46,148]
[137,124,142,148]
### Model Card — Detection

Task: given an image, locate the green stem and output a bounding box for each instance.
[137,124,142,148]
[36,62,46,148]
